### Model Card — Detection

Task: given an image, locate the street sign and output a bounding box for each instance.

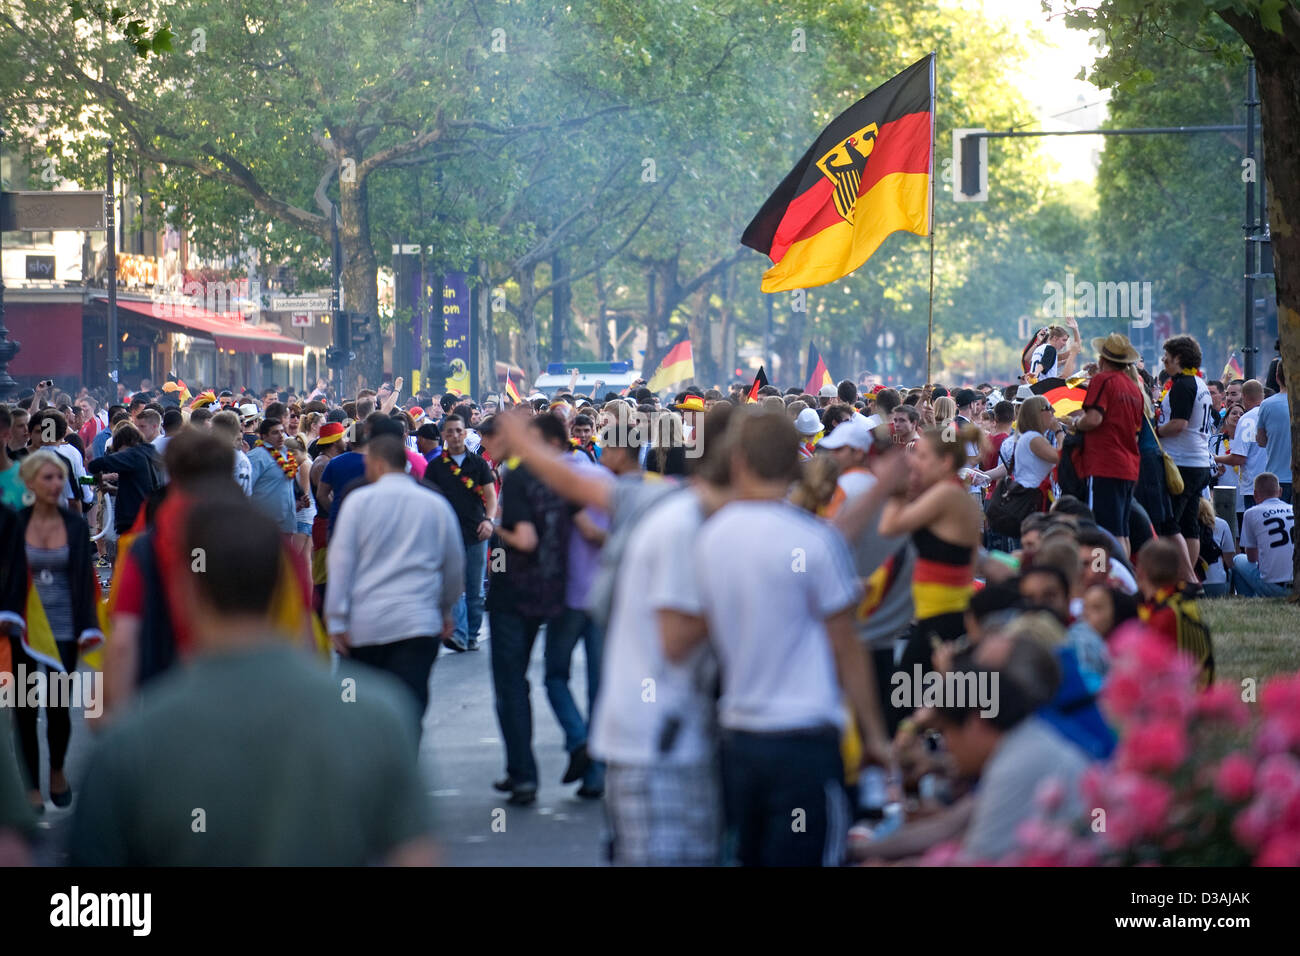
[271,294,331,312]
[0,191,107,230]
[290,312,312,327]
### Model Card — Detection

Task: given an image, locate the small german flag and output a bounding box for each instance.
[504,377,522,405]
[742,55,934,293]
[746,365,770,403]
[647,338,694,392]
[805,340,833,395]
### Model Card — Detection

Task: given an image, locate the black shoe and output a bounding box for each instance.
[562,743,591,784]
[465,640,481,651]
[576,785,604,800]
[442,636,468,653]
[50,787,72,809]
[493,776,515,793]
[507,785,537,806]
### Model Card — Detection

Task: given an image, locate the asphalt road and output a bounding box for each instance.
[26,623,607,866]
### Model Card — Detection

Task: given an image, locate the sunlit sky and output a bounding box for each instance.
[952,0,1109,184]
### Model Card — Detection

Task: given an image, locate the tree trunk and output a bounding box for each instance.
[1223,14,1300,594]
[340,173,382,387]
[550,251,568,363]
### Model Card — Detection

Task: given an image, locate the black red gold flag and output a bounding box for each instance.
[804,341,833,395]
[742,55,934,292]
[746,365,770,403]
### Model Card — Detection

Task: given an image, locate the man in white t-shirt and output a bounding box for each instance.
[665,412,888,867]
[1233,473,1295,597]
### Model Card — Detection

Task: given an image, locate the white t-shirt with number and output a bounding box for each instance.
[1159,374,1214,468]
[1239,498,1295,584]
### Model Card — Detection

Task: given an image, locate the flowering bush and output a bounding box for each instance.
[1011,622,1300,867]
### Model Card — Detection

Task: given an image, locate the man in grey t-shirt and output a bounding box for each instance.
[932,634,1089,862]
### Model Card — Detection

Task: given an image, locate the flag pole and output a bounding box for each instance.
[925,51,937,387]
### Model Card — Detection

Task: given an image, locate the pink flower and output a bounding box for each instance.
[1255,715,1300,755]
[1194,683,1250,728]
[1110,623,1177,673]
[1232,799,1273,848]
[1118,720,1189,774]
[1256,831,1300,867]
[1260,675,1300,719]
[1035,776,1067,814]
[1097,772,1173,847]
[1101,671,1144,724]
[1213,753,1255,802]
[1256,752,1300,802]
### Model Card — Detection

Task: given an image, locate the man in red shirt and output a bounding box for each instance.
[1074,333,1145,558]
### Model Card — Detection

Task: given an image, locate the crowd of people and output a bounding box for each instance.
[0,325,1293,866]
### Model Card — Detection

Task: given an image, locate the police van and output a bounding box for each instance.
[531,361,640,400]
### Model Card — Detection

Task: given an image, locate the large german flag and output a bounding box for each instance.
[742,55,934,293]
[647,338,695,392]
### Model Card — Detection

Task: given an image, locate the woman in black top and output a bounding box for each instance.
[87,422,162,534]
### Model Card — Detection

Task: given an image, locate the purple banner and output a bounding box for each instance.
[442,271,471,396]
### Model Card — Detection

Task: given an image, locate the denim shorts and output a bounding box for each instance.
[296,520,312,535]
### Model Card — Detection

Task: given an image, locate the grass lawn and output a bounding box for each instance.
[1200,597,1300,684]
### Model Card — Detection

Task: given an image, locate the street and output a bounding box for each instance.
[28,626,607,867]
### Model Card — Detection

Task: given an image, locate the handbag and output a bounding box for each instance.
[986,478,1044,538]
[1144,416,1184,496]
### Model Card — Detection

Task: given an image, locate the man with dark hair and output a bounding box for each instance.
[73,491,436,865]
[930,635,1087,862]
[422,413,497,652]
[29,408,92,510]
[836,379,858,406]
[484,414,574,805]
[247,417,297,535]
[1158,335,1215,578]
[328,434,463,739]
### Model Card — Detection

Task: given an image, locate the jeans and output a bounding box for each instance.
[544,607,606,791]
[452,539,489,647]
[489,609,553,788]
[347,635,440,745]
[1231,554,1292,597]
[720,727,848,867]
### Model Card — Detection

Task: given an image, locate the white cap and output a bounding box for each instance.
[794,407,823,436]
[237,404,260,421]
[1015,385,1035,400]
[818,384,838,398]
[818,418,872,451]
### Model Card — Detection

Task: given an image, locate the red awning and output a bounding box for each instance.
[94,296,306,356]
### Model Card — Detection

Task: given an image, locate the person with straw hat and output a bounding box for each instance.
[1073,333,1145,556]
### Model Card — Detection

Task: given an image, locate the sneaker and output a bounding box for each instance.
[576,785,604,800]
[507,785,538,807]
[442,636,468,653]
[465,639,481,651]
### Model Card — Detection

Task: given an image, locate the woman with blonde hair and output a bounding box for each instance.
[932,395,957,426]
[645,410,687,476]
[6,450,103,813]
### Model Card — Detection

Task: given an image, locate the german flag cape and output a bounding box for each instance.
[742,55,934,292]
[21,573,106,672]
[805,340,833,395]
[746,366,770,403]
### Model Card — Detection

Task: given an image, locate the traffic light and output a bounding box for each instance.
[325,346,354,369]
[952,128,987,202]
[349,312,374,347]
